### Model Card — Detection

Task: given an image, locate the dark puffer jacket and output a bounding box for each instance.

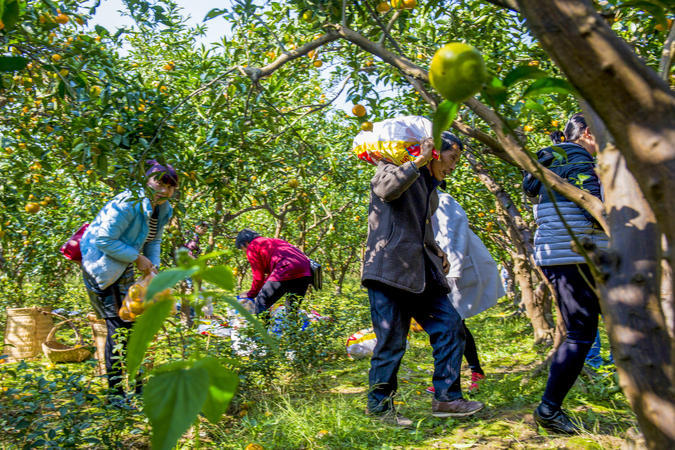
[523,143,608,266]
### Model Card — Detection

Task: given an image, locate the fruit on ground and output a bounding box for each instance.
[361,121,373,132]
[429,42,487,103]
[352,104,366,117]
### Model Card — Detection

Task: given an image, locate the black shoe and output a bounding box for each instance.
[534,405,579,434]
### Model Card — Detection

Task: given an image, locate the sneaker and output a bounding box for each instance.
[425,386,435,394]
[468,372,485,392]
[366,408,414,428]
[533,405,580,434]
[432,398,484,417]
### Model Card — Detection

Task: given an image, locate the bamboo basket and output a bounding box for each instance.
[87,313,107,375]
[42,319,92,363]
[3,307,54,362]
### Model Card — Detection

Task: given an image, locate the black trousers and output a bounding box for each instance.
[540,264,599,409]
[104,316,134,395]
[253,276,312,314]
[463,321,484,375]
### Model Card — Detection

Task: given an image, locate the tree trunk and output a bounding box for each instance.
[591,145,675,448]
[512,254,553,344]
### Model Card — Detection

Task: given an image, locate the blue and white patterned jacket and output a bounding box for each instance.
[80,190,172,289]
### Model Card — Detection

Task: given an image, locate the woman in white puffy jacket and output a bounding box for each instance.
[430,190,504,393]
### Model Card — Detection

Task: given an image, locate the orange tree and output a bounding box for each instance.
[2,0,674,447]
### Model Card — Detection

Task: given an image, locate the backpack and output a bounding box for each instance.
[309,258,322,290]
[59,223,89,262]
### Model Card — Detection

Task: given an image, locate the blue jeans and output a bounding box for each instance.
[367,283,465,412]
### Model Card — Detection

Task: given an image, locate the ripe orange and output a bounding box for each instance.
[523,124,534,132]
[352,104,366,117]
[402,0,417,8]
[551,120,560,128]
[429,42,487,103]
[528,60,540,67]
[376,2,391,13]
[51,54,62,62]
[54,13,69,24]
[90,85,102,96]
[76,164,85,171]
[313,60,323,68]
[307,49,316,59]
[361,121,373,132]
[25,202,40,214]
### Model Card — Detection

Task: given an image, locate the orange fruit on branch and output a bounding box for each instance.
[429,42,487,103]
[361,121,373,132]
[352,104,366,117]
[25,202,40,214]
[376,2,391,13]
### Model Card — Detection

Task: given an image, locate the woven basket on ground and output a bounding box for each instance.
[42,319,92,364]
[3,307,54,362]
[87,313,107,375]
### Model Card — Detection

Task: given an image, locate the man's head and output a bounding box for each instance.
[235,229,260,251]
[429,131,463,181]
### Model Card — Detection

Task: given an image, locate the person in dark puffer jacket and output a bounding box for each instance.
[523,113,608,434]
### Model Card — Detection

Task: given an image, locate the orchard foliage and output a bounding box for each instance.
[1,0,673,447]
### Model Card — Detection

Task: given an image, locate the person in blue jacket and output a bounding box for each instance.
[80,160,177,400]
[523,113,608,434]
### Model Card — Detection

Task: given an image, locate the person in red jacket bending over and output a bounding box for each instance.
[235,229,313,314]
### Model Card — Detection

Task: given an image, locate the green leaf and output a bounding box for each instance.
[146,267,198,301]
[193,358,239,423]
[144,364,210,450]
[126,299,174,380]
[432,100,459,150]
[204,8,226,21]
[197,265,234,291]
[523,78,575,98]
[503,65,547,87]
[0,56,28,72]
[481,76,508,106]
[1,0,20,31]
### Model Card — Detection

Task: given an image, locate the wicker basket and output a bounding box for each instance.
[3,307,54,362]
[42,319,92,364]
[87,313,108,375]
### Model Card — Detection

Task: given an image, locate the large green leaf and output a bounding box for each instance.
[432,100,459,151]
[1,0,20,31]
[523,78,575,98]
[0,56,28,72]
[146,267,198,301]
[193,358,239,423]
[197,265,234,291]
[144,365,210,450]
[503,65,547,87]
[126,298,174,380]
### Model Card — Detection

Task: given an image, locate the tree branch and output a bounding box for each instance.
[659,21,675,81]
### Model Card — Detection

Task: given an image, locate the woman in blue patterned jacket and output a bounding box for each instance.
[80,160,177,401]
[523,113,608,434]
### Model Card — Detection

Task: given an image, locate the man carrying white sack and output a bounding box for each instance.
[430,187,505,394]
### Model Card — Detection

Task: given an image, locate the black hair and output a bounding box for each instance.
[440,131,464,153]
[235,229,260,249]
[145,159,179,187]
[549,130,565,144]
[563,113,588,143]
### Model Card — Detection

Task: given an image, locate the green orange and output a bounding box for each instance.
[429,42,487,103]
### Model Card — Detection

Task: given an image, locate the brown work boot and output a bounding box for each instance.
[366,408,414,428]
[432,398,484,418]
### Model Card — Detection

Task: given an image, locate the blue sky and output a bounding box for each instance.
[87,0,232,47]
